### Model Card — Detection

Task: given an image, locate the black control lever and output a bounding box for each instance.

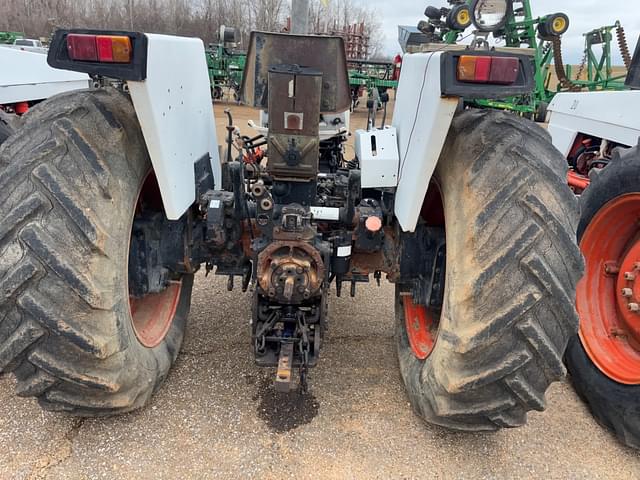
[366,99,376,131]
[380,92,390,128]
[224,109,234,164]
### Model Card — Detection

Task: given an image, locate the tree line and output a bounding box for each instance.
[0,0,384,56]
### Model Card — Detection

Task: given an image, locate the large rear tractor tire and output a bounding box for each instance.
[0,111,15,147]
[566,146,640,449]
[0,88,193,416]
[397,109,584,431]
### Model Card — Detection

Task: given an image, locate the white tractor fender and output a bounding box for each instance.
[128,34,221,220]
[392,51,459,233]
[548,90,640,157]
[0,47,90,104]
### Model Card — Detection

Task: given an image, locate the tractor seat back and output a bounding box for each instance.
[240,31,351,113]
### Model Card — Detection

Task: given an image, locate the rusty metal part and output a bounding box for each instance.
[267,65,322,182]
[617,25,632,69]
[269,135,320,181]
[350,227,401,281]
[268,66,322,138]
[551,36,582,91]
[257,241,325,304]
[272,214,316,243]
[275,341,294,392]
[575,49,587,81]
[240,31,352,113]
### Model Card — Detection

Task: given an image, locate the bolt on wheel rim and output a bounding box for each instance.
[578,193,640,384]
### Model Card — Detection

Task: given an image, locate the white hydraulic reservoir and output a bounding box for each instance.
[355,126,400,188]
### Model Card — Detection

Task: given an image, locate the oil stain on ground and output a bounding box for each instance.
[254,374,319,433]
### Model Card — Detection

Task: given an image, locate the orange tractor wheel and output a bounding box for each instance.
[566,145,640,449]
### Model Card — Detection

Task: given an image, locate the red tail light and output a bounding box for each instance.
[67,34,132,63]
[67,34,98,61]
[457,55,520,85]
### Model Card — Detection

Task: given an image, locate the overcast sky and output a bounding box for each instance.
[366,0,640,63]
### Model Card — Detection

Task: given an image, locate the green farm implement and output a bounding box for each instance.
[347,59,399,110]
[0,31,24,44]
[205,26,247,101]
[206,43,246,101]
[410,1,633,120]
[564,21,632,92]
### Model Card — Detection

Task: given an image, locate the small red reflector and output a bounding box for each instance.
[67,34,98,61]
[489,57,520,85]
[96,36,114,62]
[14,102,29,115]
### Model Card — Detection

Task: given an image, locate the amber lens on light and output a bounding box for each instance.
[109,36,133,63]
[457,55,477,82]
[457,56,492,83]
[68,34,132,63]
[457,55,519,85]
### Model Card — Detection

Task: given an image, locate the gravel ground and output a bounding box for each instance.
[2,274,640,479]
[2,101,640,479]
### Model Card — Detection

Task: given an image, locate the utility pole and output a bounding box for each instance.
[129,0,134,30]
[291,0,310,35]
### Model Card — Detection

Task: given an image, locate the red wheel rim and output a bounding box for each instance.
[129,282,182,348]
[127,171,182,348]
[578,193,640,384]
[403,296,438,360]
[405,179,445,361]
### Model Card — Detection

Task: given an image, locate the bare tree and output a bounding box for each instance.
[0,0,383,56]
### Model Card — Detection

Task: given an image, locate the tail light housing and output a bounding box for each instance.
[65,33,132,63]
[48,29,147,81]
[457,55,520,85]
[441,50,534,99]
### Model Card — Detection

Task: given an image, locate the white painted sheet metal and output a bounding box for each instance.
[128,34,221,220]
[392,51,458,233]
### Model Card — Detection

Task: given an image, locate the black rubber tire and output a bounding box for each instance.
[566,146,640,449]
[424,6,442,20]
[538,14,569,39]
[534,102,549,123]
[0,88,193,416]
[0,112,14,146]
[396,109,584,431]
[446,5,471,31]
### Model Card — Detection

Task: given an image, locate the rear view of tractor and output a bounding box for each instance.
[548,39,640,449]
[0,0,582,433]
